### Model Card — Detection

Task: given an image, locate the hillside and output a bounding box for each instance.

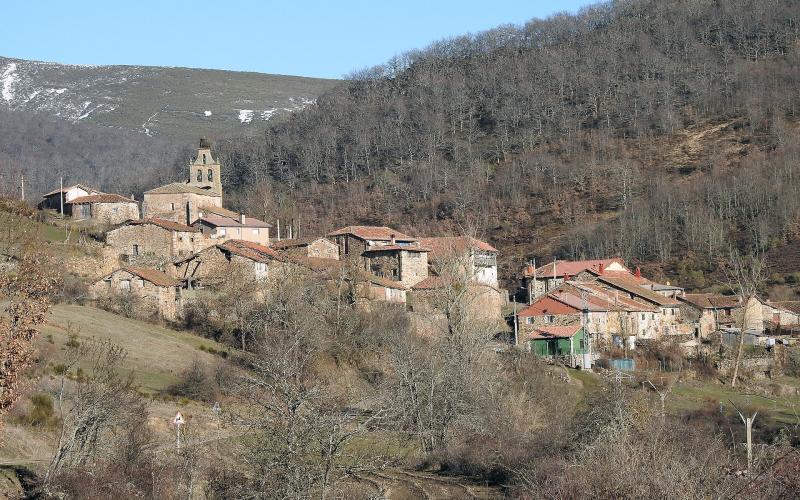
[0,56,339,142]
[209,0,800,292]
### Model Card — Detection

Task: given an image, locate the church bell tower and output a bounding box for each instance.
[188,137,223,197]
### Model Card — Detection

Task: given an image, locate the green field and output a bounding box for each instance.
[40,304,228,392]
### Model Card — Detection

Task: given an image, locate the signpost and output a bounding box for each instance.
[211,402,221,443]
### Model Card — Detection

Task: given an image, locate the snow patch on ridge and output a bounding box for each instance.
[1,63,18,102]
[238,109,254,123]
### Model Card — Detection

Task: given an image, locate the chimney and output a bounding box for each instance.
[390,233,396,245]
[635,266,642,278]
[130,194,135,200]
[564,273,571,282]
[240,213,246,225]
[598,262,605,275]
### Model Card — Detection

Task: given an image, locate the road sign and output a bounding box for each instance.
[173,411,184,427]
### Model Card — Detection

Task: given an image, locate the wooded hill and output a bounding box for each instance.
[210,0,800,291]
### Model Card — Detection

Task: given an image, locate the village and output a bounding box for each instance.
[34,138,800,373]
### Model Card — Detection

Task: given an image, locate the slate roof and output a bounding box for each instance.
[328,225,417,242]
[144,182,221,197]
[67,194,135,204]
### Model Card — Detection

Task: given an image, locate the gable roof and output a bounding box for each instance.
[271,237,330,250]
[218,239,282,262]
[363,245,430,253]
[596,275,680,307]
[526,325,583,340]
[144,182,221,197]
[194,214,272,228]
[551,282,659,313]
[327,225,417,242]
[198,205,240,218]
[106,266,179,287]
[67,193,136,204]
[680,293,742,310]
[769,301,800,315]
[43,184,102,197]
[518,296,581,317]
[523,258,626,279]
[128,218,200,233]
[419,236,497,262]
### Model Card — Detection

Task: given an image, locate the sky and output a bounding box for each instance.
[1,0,597,79]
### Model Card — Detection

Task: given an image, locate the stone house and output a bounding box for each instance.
[38,183,103,211]
[142,139,224,225]
[522,257,629,303]
[175,239,284,290]
[419,236,499,287]
[678,293,743,338]
[67,194,140,224]
[105,218,209,271]
[271,237,339,260]
[594,274,684,336]
[328,225,430,287]
[91,266,182,321]
[192,206,272,245]
[762,300,800,327]
[408,275,506,326]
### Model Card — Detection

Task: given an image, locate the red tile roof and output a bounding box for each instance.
[769,301,800,314]
[523,258,625,278]
[518,296,581,317]
[327,225,417,242]
[552,282,659,313]
[68,193,136,204]
[419,236,497,262]
[270,237,326,250]
[411,276,448,290]
[130,218,199,233]
[111,266,179,287]
[198,205,239,218]
[526,325,583,340]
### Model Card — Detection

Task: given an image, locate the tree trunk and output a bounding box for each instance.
[730,294,752,387]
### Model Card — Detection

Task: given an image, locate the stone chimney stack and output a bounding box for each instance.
[390,233,396,245]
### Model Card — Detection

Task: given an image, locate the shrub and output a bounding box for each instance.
[26,393,56,427]
[166,360,215,402]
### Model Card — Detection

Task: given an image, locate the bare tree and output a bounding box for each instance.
[724,249,766,387]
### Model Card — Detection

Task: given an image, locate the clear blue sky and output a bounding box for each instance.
[1,0,597,79]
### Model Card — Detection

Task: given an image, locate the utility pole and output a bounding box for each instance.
[59,176,64,216]
[512,297,518,346]
[20,174,24,201]
[730,400,757,473]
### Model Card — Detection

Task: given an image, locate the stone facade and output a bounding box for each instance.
[91,268,181,321]
[272,237,339,260]
[193,218,271,246]
[364,248,428,287]
[71,200,140,225]
[142,190,222,226]
[106,220,209,273]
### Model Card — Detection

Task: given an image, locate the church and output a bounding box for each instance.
[142,138,224,225]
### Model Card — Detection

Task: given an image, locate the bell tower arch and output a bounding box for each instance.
[188,137,222,198]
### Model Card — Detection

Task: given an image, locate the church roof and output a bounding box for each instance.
[144,182,221,197]
[68,194,136,204]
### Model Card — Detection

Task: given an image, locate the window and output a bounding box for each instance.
[217,228,226,236]
[545,315,555,324]
[207,169,213,181]
[254,262,268,279]
[202,154,207,165]
[135,278,144,287]
[651,313,655,320]
[197,169,202,182]
[132,244,139,256]
[170,203,175,210]
[103,277,112,288]
[112,207,118,214]
[641,313,645,321]
[252,228,259,235]
[178,236,183,241]
[120,280,130,291]
[525,317,533,325]
[579,339,585,350]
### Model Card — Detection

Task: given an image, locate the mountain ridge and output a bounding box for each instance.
[0,55,340,143]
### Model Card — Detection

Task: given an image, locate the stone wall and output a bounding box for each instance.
[142,192,222,225]
[90,270,180,321]
[106,224,209,274]
[308,239,339,260]
[400,250,428,287]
